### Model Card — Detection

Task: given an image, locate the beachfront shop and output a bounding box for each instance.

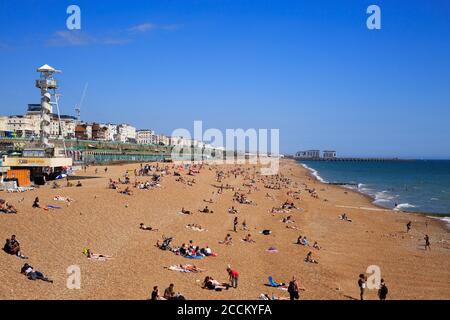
[0,155,72,187]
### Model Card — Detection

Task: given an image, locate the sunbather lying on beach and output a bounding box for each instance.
[21,263,53,283]
[282,201,297,210]
[140,223,158,231]
[0,199,17,214]
[269,207,290,214]
[259,293,290,300]
[202,276,230,290]
[156,236,174,251]
[83,248,113,261]
[180,207,192,215]
[168,264,204,273]
[120,187,133,196]
[186,224,206,232]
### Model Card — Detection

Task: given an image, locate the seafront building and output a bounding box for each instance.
[136,129,156,145]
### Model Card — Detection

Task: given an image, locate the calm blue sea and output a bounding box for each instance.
[298,160,450,219]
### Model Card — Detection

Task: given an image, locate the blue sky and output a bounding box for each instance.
[0,0,449,158]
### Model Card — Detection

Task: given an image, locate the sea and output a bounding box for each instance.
[298,160,450,225]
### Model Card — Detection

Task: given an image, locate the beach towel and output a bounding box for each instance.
[43,205,62,210]
[184,254,205,259]
[168,265,192,273]
[268,276,288,290]
[167,265,204,273]
[268,276,280,287]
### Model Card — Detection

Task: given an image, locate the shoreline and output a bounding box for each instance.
[297,160,450,228]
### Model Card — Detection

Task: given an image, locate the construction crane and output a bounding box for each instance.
[75,82,88,123]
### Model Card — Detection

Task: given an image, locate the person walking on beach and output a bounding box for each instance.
[288,276,300,300]
[378,279,388,300]
[424,234,431,251]
[233,217,238,232]
[227,266,239,288]
[358,274,367,300]
[406,221,412,233]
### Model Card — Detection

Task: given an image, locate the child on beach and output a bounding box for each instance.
[358,274,367,300]
[378,279,388,300]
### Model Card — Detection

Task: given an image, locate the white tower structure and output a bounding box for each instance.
[35,64,61,149]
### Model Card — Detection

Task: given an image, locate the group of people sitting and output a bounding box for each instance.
[3,235,27,259]
[296,235,321,250]
[233,192,254,205]
[135,178,161,190]
[305,187,319,199]
[176,240,213,258]
[199,206,214,213]
[0,199,17,214]
[156,237,213,258]
[150,283,186,300]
